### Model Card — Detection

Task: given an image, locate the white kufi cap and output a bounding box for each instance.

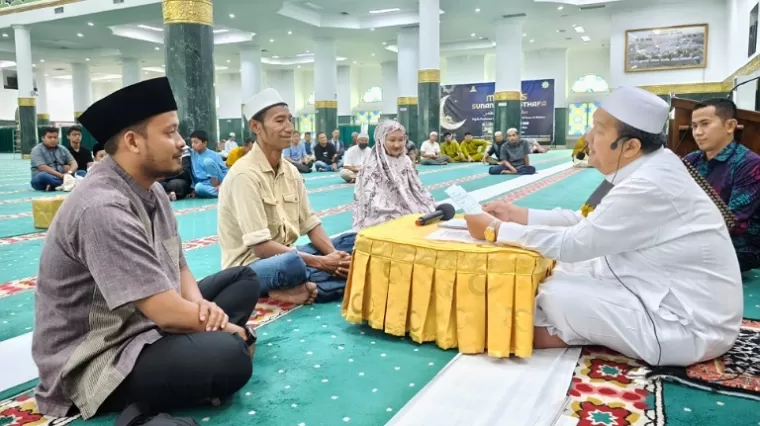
[600,86,669,134]
[243,88,287,121]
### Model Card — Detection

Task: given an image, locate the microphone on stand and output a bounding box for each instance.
[416,203,456,226]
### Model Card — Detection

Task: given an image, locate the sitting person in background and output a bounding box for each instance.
[440,131,471,162]
[190,130,228,198]
[330,129,345,167]
[488,128,536,175]
[353,120,436,230]
[218,133,238,159]
[684,98,760,272]
[159,142,193,201]
[304,131,315,157]
[420,131,451,165]
[219,88,356,305]
[460,132,488,162]
[66,126,93,174]
[283,131,313,173]
[226,137,254,168]
[528,139,547,153]
[340,132,372,183]
[572,136,592,168]
[314,132,338,172]
[33,77,259,420]
[30,127,84,191]
[406,140,418,164]
[482,131,506,165]
[465,86,742,367]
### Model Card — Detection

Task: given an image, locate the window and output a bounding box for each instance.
[570,74,609,93]
[361,86,383,103]
[568,102,600,136]
[307,92,315,105]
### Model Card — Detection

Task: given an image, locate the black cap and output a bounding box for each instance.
[78,77,178,144]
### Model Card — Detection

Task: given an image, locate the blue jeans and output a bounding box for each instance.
[314,161,333,172]
[488,165,536,175]
[31,170,86,191]
[248,232,357,303]
[194,158,226,198]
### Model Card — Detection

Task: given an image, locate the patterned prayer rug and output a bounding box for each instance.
[648,319,760,402]
[563,346,664,426]
[0,298,298,426]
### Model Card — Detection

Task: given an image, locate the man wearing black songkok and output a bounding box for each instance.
[32,77,260,419]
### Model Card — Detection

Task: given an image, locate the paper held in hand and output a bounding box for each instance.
[445,185,483,214]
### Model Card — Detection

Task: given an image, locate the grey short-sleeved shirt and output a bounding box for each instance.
[30,143,74,178]
[32,156,186,419]
[499,140,531,167]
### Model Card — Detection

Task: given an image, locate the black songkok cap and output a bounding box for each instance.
[78,77,178,144]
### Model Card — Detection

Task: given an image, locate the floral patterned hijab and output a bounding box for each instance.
[352,120,436,230]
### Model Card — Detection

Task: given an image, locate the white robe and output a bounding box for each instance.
[497,148,743,366]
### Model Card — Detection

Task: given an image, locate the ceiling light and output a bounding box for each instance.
[470,33,476,37]
[522,33,527,37]
[382,41,387,45]
[369,8,401,14]
[269,38,274,42]
[1,33,7,38]
[297,65,301,68]
[479,36,484,40]
[296,53,313,57]
[144,72,148,75]
[87,22,94,26]
[557,6,564,10]
[32,64,36,68]
[353,61,357,64]
[371,53,375,56]
[154,47,160,51]
[215,66,228,71]
[137,24,163,32]
[229,13,235,18]
[44,73,49,76]
[370,28,375,31]
[40,59,45,63]
[213,29,229,34]
[226,59,230,63]
[475,8,480,12]
[581,35,591,42]
[77,33,84,37]
[85,58,90,61]
[574,26,585,33]
[272,55,280,59]
[529,39,535,43]
[287,30,293,35]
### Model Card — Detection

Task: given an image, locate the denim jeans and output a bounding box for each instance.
[488,165,537,175]
[248,232,357,303]
[31,170,86,191]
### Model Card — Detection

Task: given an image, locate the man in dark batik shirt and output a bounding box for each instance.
[684,98,760,271]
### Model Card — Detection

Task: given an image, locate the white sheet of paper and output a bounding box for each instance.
[438,218,468,230]
[445,185,483,214]
[426,228,485,244]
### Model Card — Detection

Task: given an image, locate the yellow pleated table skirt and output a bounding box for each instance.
[342,215,554,358]
[32,196,66,229]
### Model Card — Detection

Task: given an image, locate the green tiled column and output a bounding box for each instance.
[397,97,419,146]
[163,0,218,149]
[315,100,338,136]
[37,113,49,126]
[554,107,567,148]
[417,69,440,142]
[493,91,521,134]
[18,97,37,157]
[218,118,243,142]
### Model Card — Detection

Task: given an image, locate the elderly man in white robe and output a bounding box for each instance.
[465,86,743,367]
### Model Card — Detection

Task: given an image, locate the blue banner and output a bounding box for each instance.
[439,82,495,140]
[520,79,555,142]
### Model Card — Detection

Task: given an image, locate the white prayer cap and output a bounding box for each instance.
[358,132,369,139]
[430,131,438,136]
[229,132,236,137]
[242,88,287,121]
[600,86,669,134]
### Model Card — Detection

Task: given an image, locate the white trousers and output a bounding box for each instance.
[534,262,703,366]
[339,168,356,182]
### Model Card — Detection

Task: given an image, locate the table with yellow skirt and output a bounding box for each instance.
[341,215,554,358]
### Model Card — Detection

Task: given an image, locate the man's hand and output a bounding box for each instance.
[464,213,497,240]
[198,300,229,331]
[317,251,351,277]
[331,163,338,171]
[483,200,528,225]
[225,323,254,358]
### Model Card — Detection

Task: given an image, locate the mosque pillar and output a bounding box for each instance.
[35,68,50,126]
[417,0,440,140]
[240,45,261,139]
[162,0,217,148]
[337,65,351,125]
[381,60,398,121]
[493,18,524,134]
[122,57,141,87]
[72,62,92,119]
[314,38,338,136]
[397,27,419,144]
[13,25,36,156]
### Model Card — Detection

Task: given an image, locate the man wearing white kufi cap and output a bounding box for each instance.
[465,86,742,366]
[217,88,356,305]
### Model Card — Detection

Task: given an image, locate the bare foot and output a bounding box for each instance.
[269,283,311,305]
[169,191,177,201]
[305,282,318,304]
[45,185,52,192]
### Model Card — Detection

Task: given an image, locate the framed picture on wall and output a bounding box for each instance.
[749,3,758,58]
[624,24,708,72]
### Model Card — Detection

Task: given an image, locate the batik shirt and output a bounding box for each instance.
[684,141,760,262]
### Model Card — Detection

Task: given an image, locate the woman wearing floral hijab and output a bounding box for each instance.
[352,120,436,230]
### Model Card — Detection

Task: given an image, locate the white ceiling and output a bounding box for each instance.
[0,0,700,80]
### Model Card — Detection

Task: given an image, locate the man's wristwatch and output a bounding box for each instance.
[243,325,257,346]
[484,219,502,243]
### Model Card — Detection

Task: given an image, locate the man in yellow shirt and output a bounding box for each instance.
[440,131,470,162]
[217,88,356,305]
[225,137,254,167]
[460,132,488,162]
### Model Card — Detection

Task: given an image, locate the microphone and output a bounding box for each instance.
[416,203,456,226]
[576,151,586,160]
[726,76,760,99]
